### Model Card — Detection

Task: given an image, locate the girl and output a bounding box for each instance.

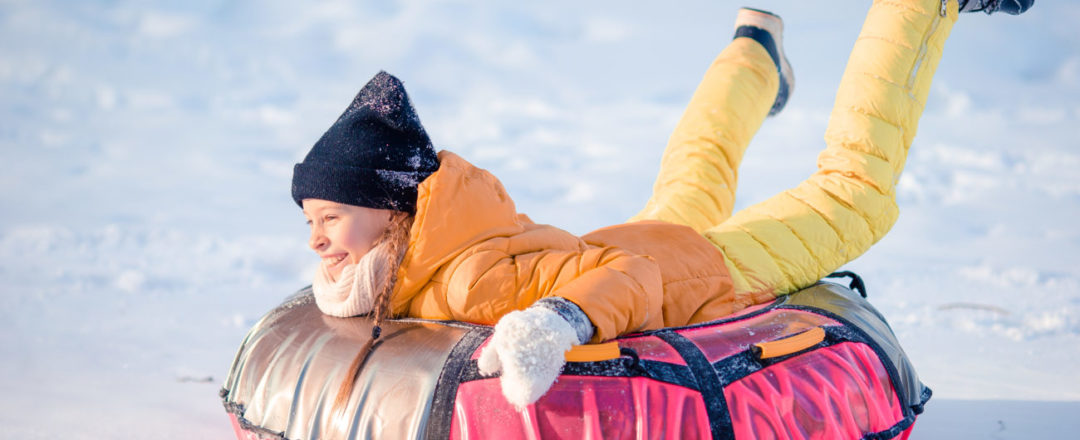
[292,0,1032,409]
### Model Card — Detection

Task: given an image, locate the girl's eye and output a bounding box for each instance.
[324,215,338,222]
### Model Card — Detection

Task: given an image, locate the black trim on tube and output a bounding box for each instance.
[423,326,492,440]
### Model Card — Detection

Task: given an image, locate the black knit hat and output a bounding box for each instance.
[292,71,439,213]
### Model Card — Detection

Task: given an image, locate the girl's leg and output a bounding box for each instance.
[630,31,779,232]
[704,0,956,307]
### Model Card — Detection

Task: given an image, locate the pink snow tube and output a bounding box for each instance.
[221,279,930,439]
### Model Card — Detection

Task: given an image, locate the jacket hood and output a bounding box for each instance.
[390,151,526,314]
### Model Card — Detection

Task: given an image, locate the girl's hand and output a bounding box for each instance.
[477,306,580,410]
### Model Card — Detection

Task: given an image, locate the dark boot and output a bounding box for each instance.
[733,8,794,116]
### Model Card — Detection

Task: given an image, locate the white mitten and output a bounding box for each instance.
[477,304,585,410]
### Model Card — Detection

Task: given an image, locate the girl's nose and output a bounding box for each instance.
[309,227,328,251]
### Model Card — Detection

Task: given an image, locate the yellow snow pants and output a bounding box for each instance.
[632,0,957,308]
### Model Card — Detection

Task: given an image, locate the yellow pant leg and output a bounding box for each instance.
[704,0,957,307]
[630,37,778,231]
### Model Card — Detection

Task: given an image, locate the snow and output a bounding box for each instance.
[1,0,1077,438]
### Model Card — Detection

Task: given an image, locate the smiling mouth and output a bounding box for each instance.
[324,254,348,267]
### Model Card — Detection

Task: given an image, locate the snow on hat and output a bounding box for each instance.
[292,71,439,213]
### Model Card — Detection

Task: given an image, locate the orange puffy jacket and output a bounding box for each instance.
[389,151,734,342]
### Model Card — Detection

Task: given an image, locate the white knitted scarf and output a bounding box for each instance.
[311,240,395,317]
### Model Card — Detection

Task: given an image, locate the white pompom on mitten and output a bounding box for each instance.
[477,306,580,410]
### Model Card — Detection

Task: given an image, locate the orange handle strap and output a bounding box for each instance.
[564,341,621,362]
[753,327,826,359]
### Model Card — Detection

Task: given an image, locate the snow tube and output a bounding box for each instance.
[221,280,931,439]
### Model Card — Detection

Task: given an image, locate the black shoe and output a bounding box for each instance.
[957,0,1034,15]
[733,8,793,116]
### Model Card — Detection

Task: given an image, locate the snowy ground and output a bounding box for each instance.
[1,0,1077,438]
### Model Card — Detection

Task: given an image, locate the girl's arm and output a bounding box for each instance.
[444,245,665,343]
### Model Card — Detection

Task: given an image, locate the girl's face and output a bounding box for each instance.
[302,199,394,282]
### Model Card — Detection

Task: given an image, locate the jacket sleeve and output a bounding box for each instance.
[443,243,665,342]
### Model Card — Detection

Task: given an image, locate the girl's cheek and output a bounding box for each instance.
[335,229,355,250]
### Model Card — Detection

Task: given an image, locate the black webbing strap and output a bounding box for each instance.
[451,355,699,392]
[825,271,868,297]
[655,330,733,440]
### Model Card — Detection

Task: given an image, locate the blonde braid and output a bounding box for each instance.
[369,211,412,331]
[326,212,413,434]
